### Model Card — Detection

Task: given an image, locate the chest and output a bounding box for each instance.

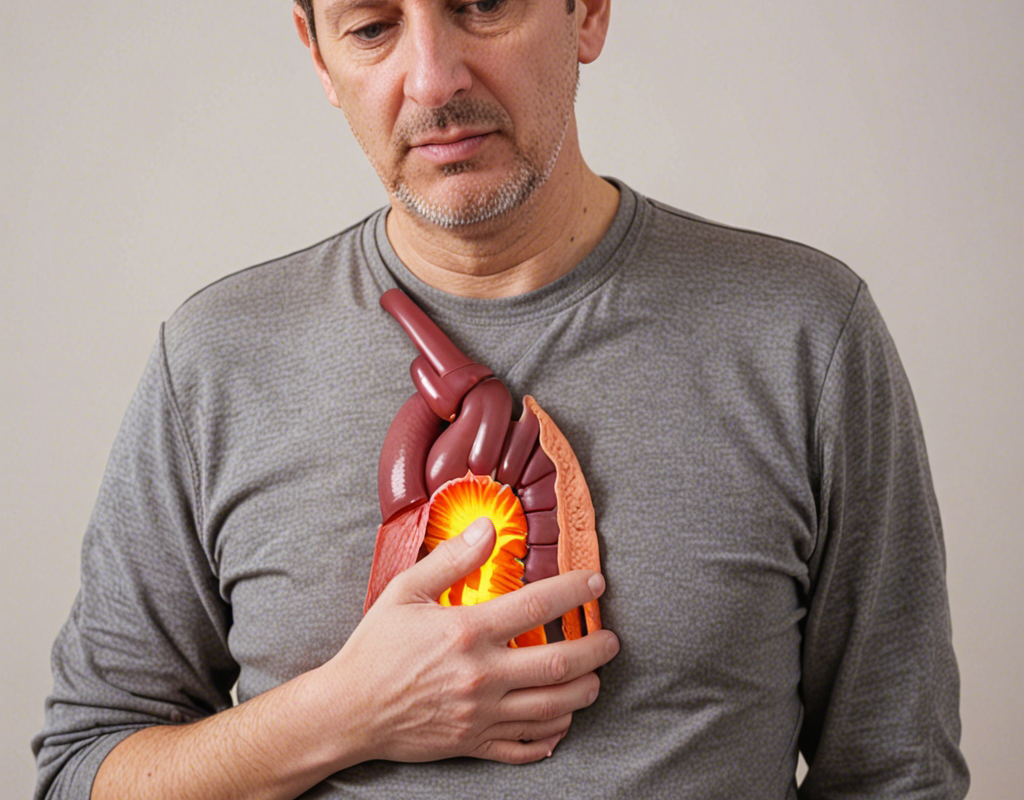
[202,311,818,703]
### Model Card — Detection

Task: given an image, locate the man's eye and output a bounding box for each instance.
[352,22,387,41]
[461,0,506,14]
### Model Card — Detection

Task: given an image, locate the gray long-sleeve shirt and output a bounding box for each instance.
[34,182,968,798]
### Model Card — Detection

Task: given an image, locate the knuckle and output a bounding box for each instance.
[522,592,550,627]
[444,614,476,652]
[463,666,487,696]
[450,699,477,731]
[545,650,570,683]
[449,657,488,699]
[534,696,558,720]
[439,698,482,751]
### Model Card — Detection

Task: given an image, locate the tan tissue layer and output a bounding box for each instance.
[525,396,603,636]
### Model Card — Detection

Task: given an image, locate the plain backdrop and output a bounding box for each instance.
[3,1,1021,796]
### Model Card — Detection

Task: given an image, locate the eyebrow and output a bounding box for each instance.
[321,0,392,32]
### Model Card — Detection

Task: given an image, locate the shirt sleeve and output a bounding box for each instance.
[32,328,238,800]
[798,284,969,797]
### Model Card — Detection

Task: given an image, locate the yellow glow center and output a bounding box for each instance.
[424,472,528,607]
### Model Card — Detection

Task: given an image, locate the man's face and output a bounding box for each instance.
[307,0,582,228]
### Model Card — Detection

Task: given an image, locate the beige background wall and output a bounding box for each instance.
[3,1,1020,796]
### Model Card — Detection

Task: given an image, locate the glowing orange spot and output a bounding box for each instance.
[424,472,547,647]
[424,472,527,605]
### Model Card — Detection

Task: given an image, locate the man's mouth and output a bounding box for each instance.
[409,131,495,165]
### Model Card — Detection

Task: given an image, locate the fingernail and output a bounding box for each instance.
[462,518,490,545]
[587,573,605,596]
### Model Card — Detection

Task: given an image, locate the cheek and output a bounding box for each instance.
[496,39,578,139]
[338,72,404,154]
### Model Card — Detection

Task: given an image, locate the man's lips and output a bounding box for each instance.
[409,131,494,165]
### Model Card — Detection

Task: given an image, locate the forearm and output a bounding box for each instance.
[91,665,362,800]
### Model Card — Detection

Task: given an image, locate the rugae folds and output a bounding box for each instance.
[366,289,602,645]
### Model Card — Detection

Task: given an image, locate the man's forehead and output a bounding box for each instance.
[318,0,429,17]
[316,0,537,21]
[319,0,390,20]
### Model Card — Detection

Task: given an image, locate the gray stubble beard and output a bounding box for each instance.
[385,97,572,230]
[393,155,545,229]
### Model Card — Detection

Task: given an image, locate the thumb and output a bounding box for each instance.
[393,517,496,604]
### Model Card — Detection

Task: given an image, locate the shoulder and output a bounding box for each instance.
[638,196,863,324]
[614,190,875,423]
[156,212,390,427]
[161,214,382,373]
[612,192,865,365]
[167,219,366,342]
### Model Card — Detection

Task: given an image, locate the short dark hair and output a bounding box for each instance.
[295,0,576,45]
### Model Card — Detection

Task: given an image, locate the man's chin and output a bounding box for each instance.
[392,167,542,231]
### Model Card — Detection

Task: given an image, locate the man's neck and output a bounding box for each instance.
[385,159,619,300]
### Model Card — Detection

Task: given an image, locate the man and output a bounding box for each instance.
[34,1,968,798]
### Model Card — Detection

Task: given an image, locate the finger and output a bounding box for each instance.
[387,517,495,604]
[503,629,619,691]
[481,713,573,746]
[475,569,607,642]
[498,672,601,720]
[469,732,565,765]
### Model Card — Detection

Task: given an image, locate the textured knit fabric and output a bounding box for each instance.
[34,181,969,798]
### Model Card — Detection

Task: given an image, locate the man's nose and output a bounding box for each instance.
[402,20,472,109]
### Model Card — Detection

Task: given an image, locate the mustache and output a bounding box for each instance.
[394,98,511,147]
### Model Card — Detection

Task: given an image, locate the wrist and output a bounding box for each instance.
[300,653,379,770]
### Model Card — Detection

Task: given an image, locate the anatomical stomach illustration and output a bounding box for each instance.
[365,289,602,646]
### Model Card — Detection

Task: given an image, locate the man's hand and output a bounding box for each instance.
[322,517,619,766]
[93,518,617,800]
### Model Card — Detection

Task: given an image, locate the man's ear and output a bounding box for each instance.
[293,5,342,108]
[577,0,611,64]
